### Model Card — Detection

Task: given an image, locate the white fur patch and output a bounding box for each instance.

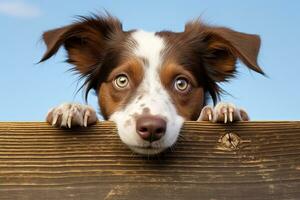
[131,30,164,68]
[109,30,184,155]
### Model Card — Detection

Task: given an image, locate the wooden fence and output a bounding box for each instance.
[0,121,299,200]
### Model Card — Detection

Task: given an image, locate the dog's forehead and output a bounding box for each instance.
[130,30,165,67]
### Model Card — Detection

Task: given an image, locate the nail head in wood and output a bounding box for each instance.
[219,132,241,150]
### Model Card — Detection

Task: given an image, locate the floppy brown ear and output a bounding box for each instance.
[39,15,123,74]
[40,25,72,62]
[185,21,264,82]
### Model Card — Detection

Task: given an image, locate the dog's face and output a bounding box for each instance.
[40,15,263,155]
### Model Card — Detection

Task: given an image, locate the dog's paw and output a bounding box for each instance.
[46,103,98,128]
[198,102,249,123]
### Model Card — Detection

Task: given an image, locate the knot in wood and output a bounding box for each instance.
[219,132,241,150]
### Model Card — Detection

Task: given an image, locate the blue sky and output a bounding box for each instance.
[0,0,299,121]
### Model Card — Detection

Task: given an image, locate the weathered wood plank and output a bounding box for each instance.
[0,121,299,200]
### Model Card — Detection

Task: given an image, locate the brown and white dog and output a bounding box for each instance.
[40,14,264,155]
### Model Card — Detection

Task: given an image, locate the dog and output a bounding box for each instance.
[40,14,264,155]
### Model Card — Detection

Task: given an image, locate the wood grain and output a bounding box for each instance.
[0,121,299,200]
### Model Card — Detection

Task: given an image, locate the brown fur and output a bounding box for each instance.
[40,15,124,74]
[99,58,144,118]
[157,20,264,104]
[159,62,205,120]
[39,14,132,104]
[40,14,264,120]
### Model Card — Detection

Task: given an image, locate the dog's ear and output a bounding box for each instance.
[185,21,264,82]
[39,15,123,74]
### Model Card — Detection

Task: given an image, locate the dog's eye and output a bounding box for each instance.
[114,74,129,89]
[174,77,190,92]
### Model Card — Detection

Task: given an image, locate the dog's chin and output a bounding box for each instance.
[129,146,166,155]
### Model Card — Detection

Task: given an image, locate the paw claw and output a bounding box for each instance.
[46,103,97,128]
[198,106,214,121]
[224,111,228,123]
[229,110,233,122]
[208,112,212,121]
[61,115,68,128]
[84,112,89,127]
[67,115,72,128]
[199,102,249,124]
[52,113,59,126]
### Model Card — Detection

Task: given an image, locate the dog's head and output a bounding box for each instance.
[40,14,263,155]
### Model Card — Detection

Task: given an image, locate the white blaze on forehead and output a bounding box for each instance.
[131,30,165,68]
[130,30,168,113]
[130,30,165,96]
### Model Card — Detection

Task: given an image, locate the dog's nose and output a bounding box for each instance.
[136,115,167,142]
